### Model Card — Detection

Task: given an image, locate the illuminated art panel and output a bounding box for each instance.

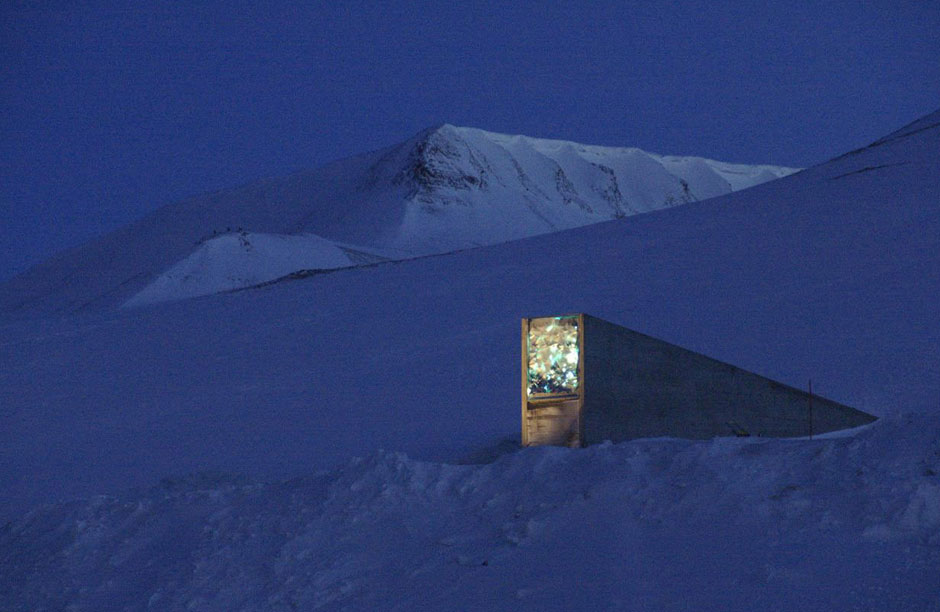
[527,316,580,396]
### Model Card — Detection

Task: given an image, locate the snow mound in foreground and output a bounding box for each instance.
[124,232,389,307]
[3,414,938,611]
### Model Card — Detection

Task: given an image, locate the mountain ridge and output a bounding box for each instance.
[0,125,797,314]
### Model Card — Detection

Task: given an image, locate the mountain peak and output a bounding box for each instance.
[395,124,490,193]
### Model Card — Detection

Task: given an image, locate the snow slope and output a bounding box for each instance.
[0,125,795,315]
[1,110,938,609]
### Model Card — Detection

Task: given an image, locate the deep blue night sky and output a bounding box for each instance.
[2,1,939,281]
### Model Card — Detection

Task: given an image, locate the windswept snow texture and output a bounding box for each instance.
[0,124,795,315]
[1,110,939,609]
[3,415,939,611]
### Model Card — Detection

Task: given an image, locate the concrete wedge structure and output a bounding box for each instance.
[522,314,877,446]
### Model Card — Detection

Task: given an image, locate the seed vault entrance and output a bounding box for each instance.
[521,313,877,447]
[522,315,584,447]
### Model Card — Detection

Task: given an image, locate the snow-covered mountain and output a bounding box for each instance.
[0,125,795,312]
[362,124,795,253]
[2,111,938,610]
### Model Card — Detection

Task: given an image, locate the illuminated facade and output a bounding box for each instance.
[526,315,580,397]
[521,314,877,447]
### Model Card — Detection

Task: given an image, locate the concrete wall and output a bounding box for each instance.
[580,315,876,444]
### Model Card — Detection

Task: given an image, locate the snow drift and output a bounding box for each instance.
[3,415,938,610]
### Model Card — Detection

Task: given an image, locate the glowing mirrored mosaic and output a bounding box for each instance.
[527,316,579,396]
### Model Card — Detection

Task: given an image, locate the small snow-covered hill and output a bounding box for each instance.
[0,125,795,313]
[123,232,390,307]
